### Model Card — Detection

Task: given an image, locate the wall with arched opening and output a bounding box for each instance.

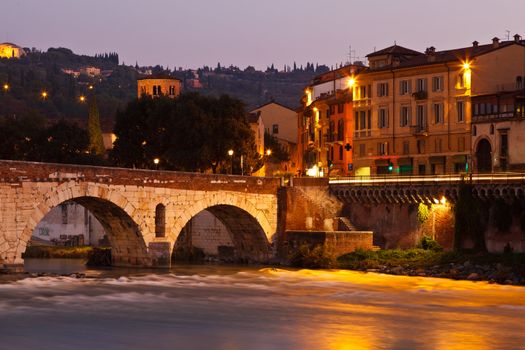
[19,183,150,267]
[174,205,271,263]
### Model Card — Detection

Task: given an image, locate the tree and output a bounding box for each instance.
[111,93,262,174]
[264,132,290,163]
[87,95,106,156]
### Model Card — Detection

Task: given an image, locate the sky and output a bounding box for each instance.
[1,0,525,70]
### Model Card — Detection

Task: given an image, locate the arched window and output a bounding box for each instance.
[517,76,523,89]
[155,204,166,238]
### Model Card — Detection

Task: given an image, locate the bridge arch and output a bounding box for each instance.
[19,182,149,267]
[172,193,274,262]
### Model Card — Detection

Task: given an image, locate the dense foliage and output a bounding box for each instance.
[0,115,104,165]
[111,93,262,173]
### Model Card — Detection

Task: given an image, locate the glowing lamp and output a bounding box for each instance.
[348,77,356,88]
[228,149,234,156]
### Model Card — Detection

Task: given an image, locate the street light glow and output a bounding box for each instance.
[79,95,86,102]
[2,83,8,91]
[41,91,48,99]
[228,149,234,156]
[266,149,272,156]
[153,158,160,165]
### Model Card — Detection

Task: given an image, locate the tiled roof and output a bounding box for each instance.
[366,44,422,58]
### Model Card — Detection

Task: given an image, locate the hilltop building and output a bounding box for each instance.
[137,75,182,99]
[297,35,525,176]
[0,42,25,59]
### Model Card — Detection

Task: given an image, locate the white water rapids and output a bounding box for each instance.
[0,259,524,349]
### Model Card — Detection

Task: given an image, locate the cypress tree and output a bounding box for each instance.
[87,95,106,156]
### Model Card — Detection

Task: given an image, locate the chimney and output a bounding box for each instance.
[425,46,436,62]
[492,37,500,48]
[472,41,479,48]
[514,34,522,42]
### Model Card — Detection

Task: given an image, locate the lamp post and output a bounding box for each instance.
[228,149,234,175]
[153,157,160,170]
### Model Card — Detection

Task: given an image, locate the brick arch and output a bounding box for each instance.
[172,193,274,242]
[171,194,275,261]
[19,182,149,267]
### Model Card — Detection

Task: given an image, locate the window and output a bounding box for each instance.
[377,82,389,97]
[337,120,344,141]
[339,145,343,161]
[360,86,367,99]
[417,139,425,154]
[152,85,157,95]
[61,204,68,225]
[157,85,162,95]
[433,103,444,124]
[472,125,477,136]
[359,143,365,157]
[402,141,410,155]
[329,105,336,115]
[432,76,443,92]
[416,105,427,131]
[378,142,389,155]
[435,138,442,153]
[473,103,479,116]
[416,78,427,92]
[378,108,389,128]
[458,137,465,152]
[354,111,359,130]
[169,85,175,95]
[400,105,411,127]
[418,164,426,175]
[457,101,465,122]
[517,76,523,89]
[155,204,166,238]
[272,124,279,134]
[338,103,344,113]
[400,80,411,95]
[490,124,494,135]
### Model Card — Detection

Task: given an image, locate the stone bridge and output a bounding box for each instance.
[0,160,283,270]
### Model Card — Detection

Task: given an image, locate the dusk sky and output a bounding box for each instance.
[1,0,524,70]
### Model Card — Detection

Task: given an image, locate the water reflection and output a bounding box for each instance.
[0,260,523,350]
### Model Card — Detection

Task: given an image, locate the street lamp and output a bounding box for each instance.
[153,158,160,170]
[2,83,9,92]
[228,149,234,174]
[79,95,86,103]
[266,149,272,156]
[41,91,48,99]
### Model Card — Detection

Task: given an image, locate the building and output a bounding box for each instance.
[472,89,525,172]
[297,35,525,176]
[80,66,101,77]
[247,112,265,156]
[297,64,365,176]
[0,42,25,59]
[137,75,182,99]
[250,102,298,175]
[32,201,106,246]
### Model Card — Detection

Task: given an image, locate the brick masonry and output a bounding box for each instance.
[0,161,280,269]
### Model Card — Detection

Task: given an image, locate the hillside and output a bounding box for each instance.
[0,47,323,127]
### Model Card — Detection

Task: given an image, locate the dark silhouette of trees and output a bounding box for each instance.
[111,93,262,174]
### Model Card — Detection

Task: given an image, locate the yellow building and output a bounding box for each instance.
[137,75,181,98]
[352,37,525,176]
[0,42,25,59]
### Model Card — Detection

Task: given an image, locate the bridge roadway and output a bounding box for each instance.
[329,173,525,204]
[0,160,281,270]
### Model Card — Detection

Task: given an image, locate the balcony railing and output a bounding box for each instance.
[353,129,372,138]
[412,91,428,100]
[411,125,428,135]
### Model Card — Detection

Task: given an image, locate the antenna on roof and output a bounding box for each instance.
[505,30,511,41]
[394,40,397,45]
[347,45,357,65]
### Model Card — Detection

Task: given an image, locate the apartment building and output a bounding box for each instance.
[297,35,525,176]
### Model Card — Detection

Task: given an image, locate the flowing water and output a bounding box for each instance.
[0,259,524,350]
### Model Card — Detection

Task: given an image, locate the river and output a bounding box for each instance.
[0,259,524,350]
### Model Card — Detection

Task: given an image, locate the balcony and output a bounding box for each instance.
[412,91,428,100]
[411,125,428,136]
[353,129,372,138]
